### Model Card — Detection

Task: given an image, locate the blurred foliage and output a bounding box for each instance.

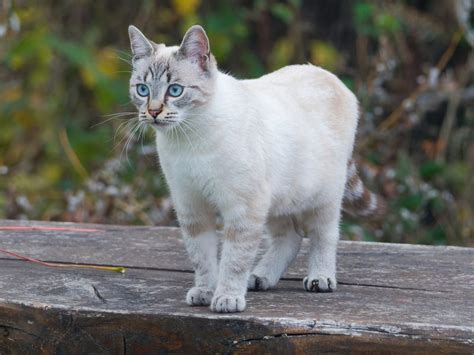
[0,0,473,245]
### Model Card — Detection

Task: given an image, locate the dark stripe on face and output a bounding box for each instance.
[153,62,161,80]
[172,93,192,108]
[188,85,206,95]
[148,66,155,80]
[157,61,170,81]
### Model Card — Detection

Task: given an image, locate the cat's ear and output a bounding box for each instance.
[128,25,153,58]
[178,25,211,70]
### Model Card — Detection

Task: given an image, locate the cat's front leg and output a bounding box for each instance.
[211,214,264,313]
[180,213,218,307]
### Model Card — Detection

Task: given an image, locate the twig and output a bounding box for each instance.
[59,127,89,179]
[0,226,101,233]
[435,89,462,162]
[360,30,464,149]
[0,247,125,273]
[435,52,473,161]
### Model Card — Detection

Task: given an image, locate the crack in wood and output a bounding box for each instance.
[91,285,107,303]
[0,324,40,339]
[227,325,470,353]
[325,280,451,294]
[0,258,453,294]
[227,330,397,354]
[122,334,127,355]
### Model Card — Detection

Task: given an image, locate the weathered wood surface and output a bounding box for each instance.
[0,220,472,354]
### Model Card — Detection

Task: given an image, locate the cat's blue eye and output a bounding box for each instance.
[136,84,149,97]
[167,84,184,97]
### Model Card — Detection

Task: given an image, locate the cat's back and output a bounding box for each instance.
[248,64,350,96]
[242,64,359,134]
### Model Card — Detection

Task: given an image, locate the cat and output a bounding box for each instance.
[127,25,384,313]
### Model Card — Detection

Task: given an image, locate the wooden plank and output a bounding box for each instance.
[0,262,472,353]
[0,220,473,353]
[0,220,472,293]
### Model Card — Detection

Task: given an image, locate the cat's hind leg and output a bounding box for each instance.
[303,202,341,292]
[248,216,302,291]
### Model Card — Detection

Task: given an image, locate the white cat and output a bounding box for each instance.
[128,25,383,313]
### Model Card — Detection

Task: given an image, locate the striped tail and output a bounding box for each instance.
[343,159,386,218]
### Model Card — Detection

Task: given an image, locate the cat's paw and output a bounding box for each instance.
[210,293,246,313]
[186,287,214,306]
[247,274,271,291]
[303,276,336,293]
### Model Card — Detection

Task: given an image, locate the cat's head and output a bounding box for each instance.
[128,25,216,131]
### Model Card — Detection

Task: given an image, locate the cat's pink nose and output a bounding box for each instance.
[148,107,162,118]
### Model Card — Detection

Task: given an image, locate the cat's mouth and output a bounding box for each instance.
[150,119,178,129]
[139,115,179,129]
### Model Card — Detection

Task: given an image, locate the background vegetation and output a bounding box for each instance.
[1,0,473,245]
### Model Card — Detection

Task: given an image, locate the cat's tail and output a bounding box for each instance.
[342,159,386,218]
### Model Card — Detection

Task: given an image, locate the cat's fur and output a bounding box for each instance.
[128,25,383,313]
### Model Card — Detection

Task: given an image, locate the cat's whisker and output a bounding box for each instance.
[132,122,146,154]
[96,112,137,128]
[186,111,214,118]
[185,114,220,130]
[113,120,137,151]
[107,49,133,66]
[101,112,137,118]
[138,122,149,155]
[111,131,127,157]
[183,117,205,135]
[172,124,181,151]
[91,114,137,129]
[116,55,132,66]
[114,121,131,139]
[177,122,196,152]
[109,124,130,154]
[114,124,133,154]
[179,119,205,146]
[181,118,207,143]
[114,119,135,141]
[169,125,177,149]
[138,125,145,155]
[113,49,133,58]
[121,121,142,165]
[111,120,131,142]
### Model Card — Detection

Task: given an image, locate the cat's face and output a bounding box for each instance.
[128,25,216,131]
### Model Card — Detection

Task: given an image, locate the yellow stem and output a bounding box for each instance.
[59,128,89,179]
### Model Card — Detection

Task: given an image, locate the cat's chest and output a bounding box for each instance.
[159,148,220,191]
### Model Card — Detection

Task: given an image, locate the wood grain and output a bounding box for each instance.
[0,220,473,353]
